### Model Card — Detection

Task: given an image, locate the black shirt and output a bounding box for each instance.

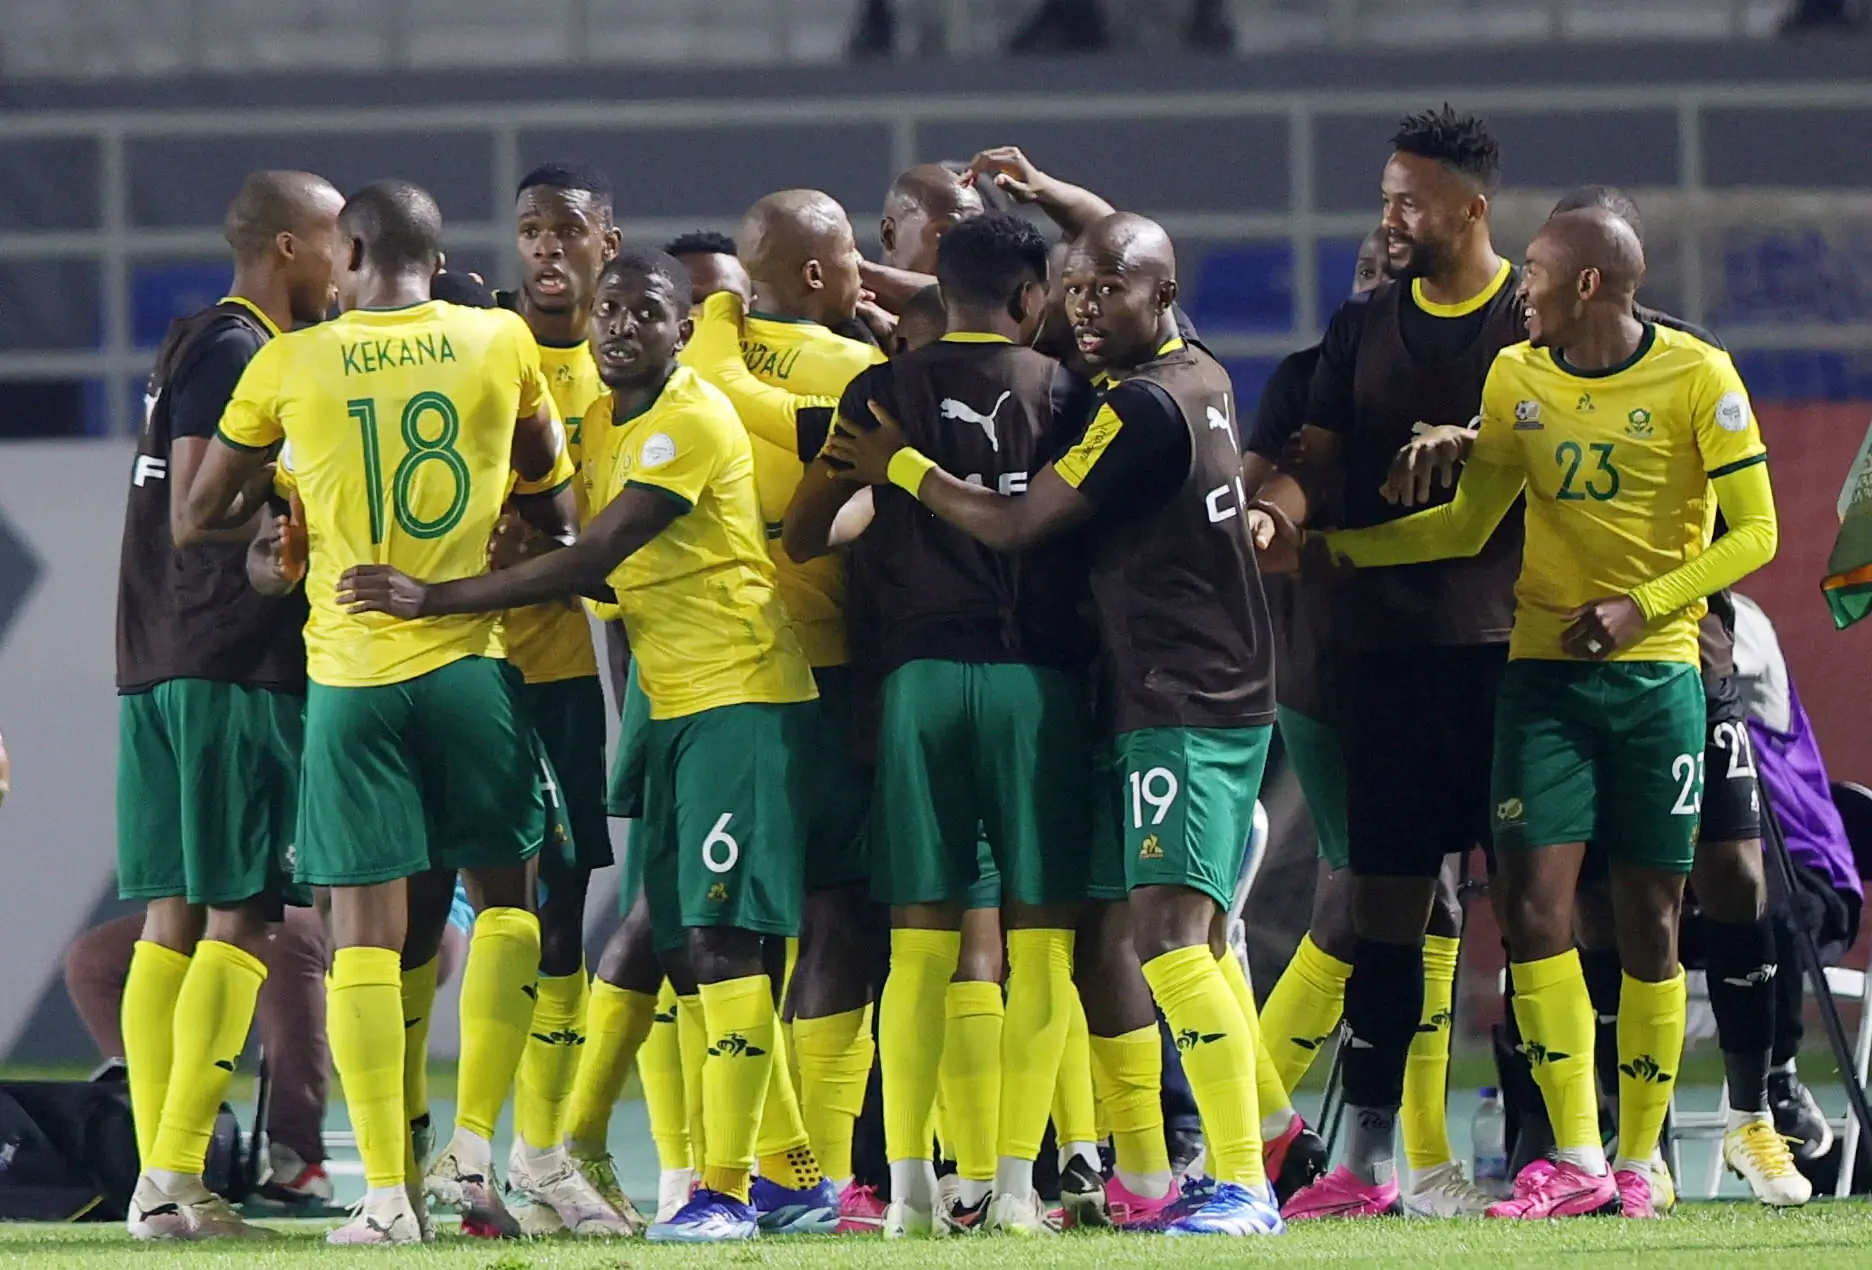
[1247,344,1322,461]
[116,302,307,695]
[839,337,1097,676]
[1068,379,1192,518]
[1306,270,1529,649]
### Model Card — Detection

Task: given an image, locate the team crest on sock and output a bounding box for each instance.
[708,1032,767,1058]
[1517,1039,1570,1065]
[1618,1054,1673,1085]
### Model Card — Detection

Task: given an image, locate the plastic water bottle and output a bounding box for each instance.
[1472,1087,1509,1197]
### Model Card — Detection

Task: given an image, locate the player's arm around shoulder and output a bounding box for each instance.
[783,364,886,562]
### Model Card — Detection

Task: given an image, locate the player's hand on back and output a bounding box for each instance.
[1383,422,1474,507]
[488,508,546,572]
[1560,596,1645,660]
[338,564,429,619]
[821,398,909,486]
[963,146,1052,204]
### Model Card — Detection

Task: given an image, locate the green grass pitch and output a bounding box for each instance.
[8,1203,1872,1270]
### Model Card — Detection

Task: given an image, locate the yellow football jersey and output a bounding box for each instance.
[220,300,572,688]
[584,365,817,720]
[502,337,604,684]
[728,311,885,668]
[1473,322,1768,664]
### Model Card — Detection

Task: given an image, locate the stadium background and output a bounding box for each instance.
[0,0,1869,1109]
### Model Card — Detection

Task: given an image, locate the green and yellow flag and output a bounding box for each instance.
[1823,417,1872,629]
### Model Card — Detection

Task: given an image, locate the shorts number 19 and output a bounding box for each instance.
[1129,766,1180,829]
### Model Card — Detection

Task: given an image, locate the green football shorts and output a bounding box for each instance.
[869,659,1090,909]
[297,656,545,886]
[1492,659,1705,874]
[1086,723,1273,909]
[116,679,306,907]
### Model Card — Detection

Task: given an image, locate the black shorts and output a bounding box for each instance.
[1343,643,1506,878]
[1699,675,1762,845]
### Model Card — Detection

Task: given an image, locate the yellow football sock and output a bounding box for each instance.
[1510,950,1601,1158]
[1258,933,1350,1091]
[148,940,266,1175]
[399,957,440,1129]
[123,940,191,1165]
[515,966,588,1150]
[564,979,656,1157]
[792,1004,873,1183]
[453,907,542,1139]
[1402,933,1460,1170]
[1052,993,1097,1149]
[755,1020,823,1190]
[999,930,1074,1164]
[940,981,1002,1182]
[329,946,407,1190]
[1088,1025,1170,1179]
[1616,971,1687,1168]
[1219,950,1295,1124]
[1143,944,1264,1188]
[640,983,691,1171]
[677,994,708,1168]
[881,929,959,1163]
[698,974,780,1204]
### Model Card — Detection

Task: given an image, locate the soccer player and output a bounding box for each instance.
[115,169,342,1240]
[786,212,1096,1237]
[1387,184,1809,1208]
[858,164,984,312]
[825,212,1285,1238]
[338,248,821,1245]
[479,162,642,1237]
[184,181,577,1245]
[703,189,886,1231]
[1271,207,1779,1219]
[1255,107,1522,1220]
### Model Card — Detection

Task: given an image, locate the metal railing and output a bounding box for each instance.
[1,80,1869,434]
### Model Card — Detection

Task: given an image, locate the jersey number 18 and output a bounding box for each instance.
[349,391,471,542]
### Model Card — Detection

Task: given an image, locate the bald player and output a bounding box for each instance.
[116,169,343,1241]
[1385,186,1808,1209]
[827,212,1285,1238]
[678,189,883,1231]
[1277,208,1778,1219]
[860,165,983,312]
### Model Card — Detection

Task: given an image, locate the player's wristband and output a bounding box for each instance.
[888,447,937,497]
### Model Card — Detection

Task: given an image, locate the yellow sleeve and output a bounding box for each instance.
[1629,459,1778,622]
[1690,349,1768,478]
[1053,402,1122,490]
[1470,358,1521,468]
[512,313,553,420]
[680,292,837,455]
[622,404,721,512]
[1325,459,1525,567]
[510,320,573,496]
[215,337,286,451]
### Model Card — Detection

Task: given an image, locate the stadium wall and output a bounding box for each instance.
[1,416,1867,1062]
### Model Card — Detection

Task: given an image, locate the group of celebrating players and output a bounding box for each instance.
[110,102,1796,1246]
